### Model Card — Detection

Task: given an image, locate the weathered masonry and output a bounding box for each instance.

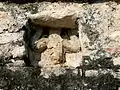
[26,3,84,78]
[0,1,120,90]
[25,2,120,78]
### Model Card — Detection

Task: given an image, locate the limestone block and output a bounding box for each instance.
[109,31,120,40]
[39,33,63,66]
[11,45,25,58]
[0,11,15,33]
[65,52,82,68]
[47,33,63,49]
[36,38,48,53]
[0,32,24,44]
[29,13,76,28]
[113,57,120,65]
[85,70,98,77]
[38,31,63,77]
[28,3,83,28]
[69,35,80,51]
[62,35,80,53]
[39,49,55,67]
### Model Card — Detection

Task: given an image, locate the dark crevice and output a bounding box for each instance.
[40,27,49,38]
[61,28,70,40]
[23,20,49,67]
[23,21,32,66]
[23,55,31,66]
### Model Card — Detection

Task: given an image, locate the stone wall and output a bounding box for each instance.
[0,1,120,90]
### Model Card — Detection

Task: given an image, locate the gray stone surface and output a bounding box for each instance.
[0,3,27,65]
[28,3,81,28]
[0,1,120,90]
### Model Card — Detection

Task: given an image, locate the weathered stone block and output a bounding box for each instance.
[63,35,80,53]
[36,38,48,53]
[113,57,120,66]
[29,3,83,28]
[65,52,82,68]
[85,70,98,77]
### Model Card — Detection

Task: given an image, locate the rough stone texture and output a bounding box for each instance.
[0,11,15,33]
[0,32,24,44]
[36,38,48,52]
[62,35,80,53]
[35,27,82,77]
[85,70,98,77]
[0,1,120,90]
[38,29,64,78]
[113,57,120,65]
[0,3,28,66]
[29,3,82,28]
[65,52,82,67]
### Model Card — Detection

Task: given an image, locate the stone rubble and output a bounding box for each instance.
[0,1,120,90]
[27,2,120,78]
